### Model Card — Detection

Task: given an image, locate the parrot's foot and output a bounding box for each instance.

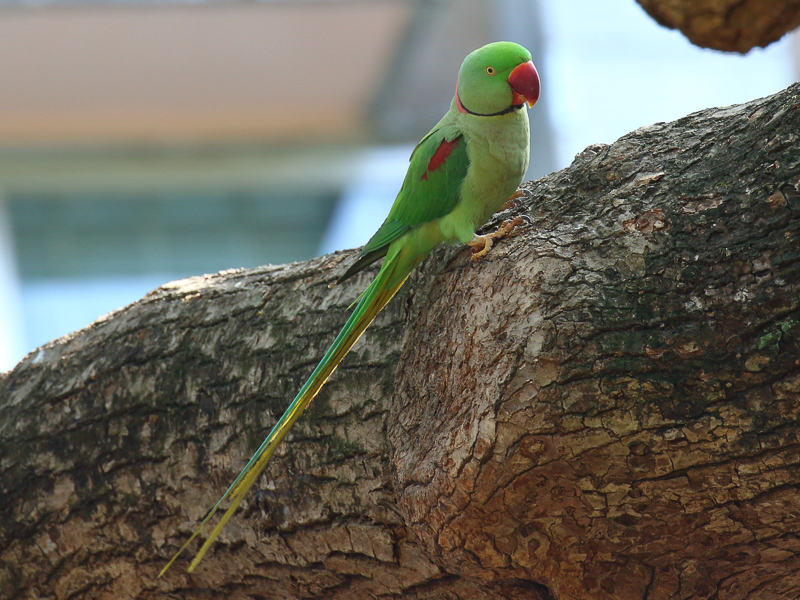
[500,189,525,211]
[467,216,525,260]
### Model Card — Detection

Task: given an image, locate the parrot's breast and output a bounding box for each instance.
[438,108,530,244]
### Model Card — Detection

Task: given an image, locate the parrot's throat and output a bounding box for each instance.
[456,93,524,117]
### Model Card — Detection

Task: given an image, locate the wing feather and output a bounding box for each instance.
[336,125,468,284]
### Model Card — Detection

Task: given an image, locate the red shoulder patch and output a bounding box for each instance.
[421,137,460,181]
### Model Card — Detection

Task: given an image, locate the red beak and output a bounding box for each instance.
[507,60,540,108]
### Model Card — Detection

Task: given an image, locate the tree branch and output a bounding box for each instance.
[2,82,799,599]
[636,0,800,52]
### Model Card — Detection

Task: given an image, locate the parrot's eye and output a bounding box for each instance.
[485,66,495,76]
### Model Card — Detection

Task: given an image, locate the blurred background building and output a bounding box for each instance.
[0,0,797,370]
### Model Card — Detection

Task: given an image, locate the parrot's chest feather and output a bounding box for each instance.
[439,110,530,243]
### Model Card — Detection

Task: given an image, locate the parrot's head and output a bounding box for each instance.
[455,41,540,116]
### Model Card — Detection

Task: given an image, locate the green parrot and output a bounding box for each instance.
[160,40,540,575]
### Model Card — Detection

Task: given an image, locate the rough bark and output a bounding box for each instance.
[2,83,799,600]
[635,0,800,52]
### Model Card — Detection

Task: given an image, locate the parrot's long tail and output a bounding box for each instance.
[159,244,414,576]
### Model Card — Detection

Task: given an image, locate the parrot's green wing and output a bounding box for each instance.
[335,124,469,283]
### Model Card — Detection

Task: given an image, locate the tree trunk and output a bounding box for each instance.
[635,0,800,52]
[2,83,799,600]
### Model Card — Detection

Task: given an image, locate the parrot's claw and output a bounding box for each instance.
[500,189,525,211]
[467,216,525,260]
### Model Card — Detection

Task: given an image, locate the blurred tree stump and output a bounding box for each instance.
[2,83,800,600]
[636,0,800,51]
